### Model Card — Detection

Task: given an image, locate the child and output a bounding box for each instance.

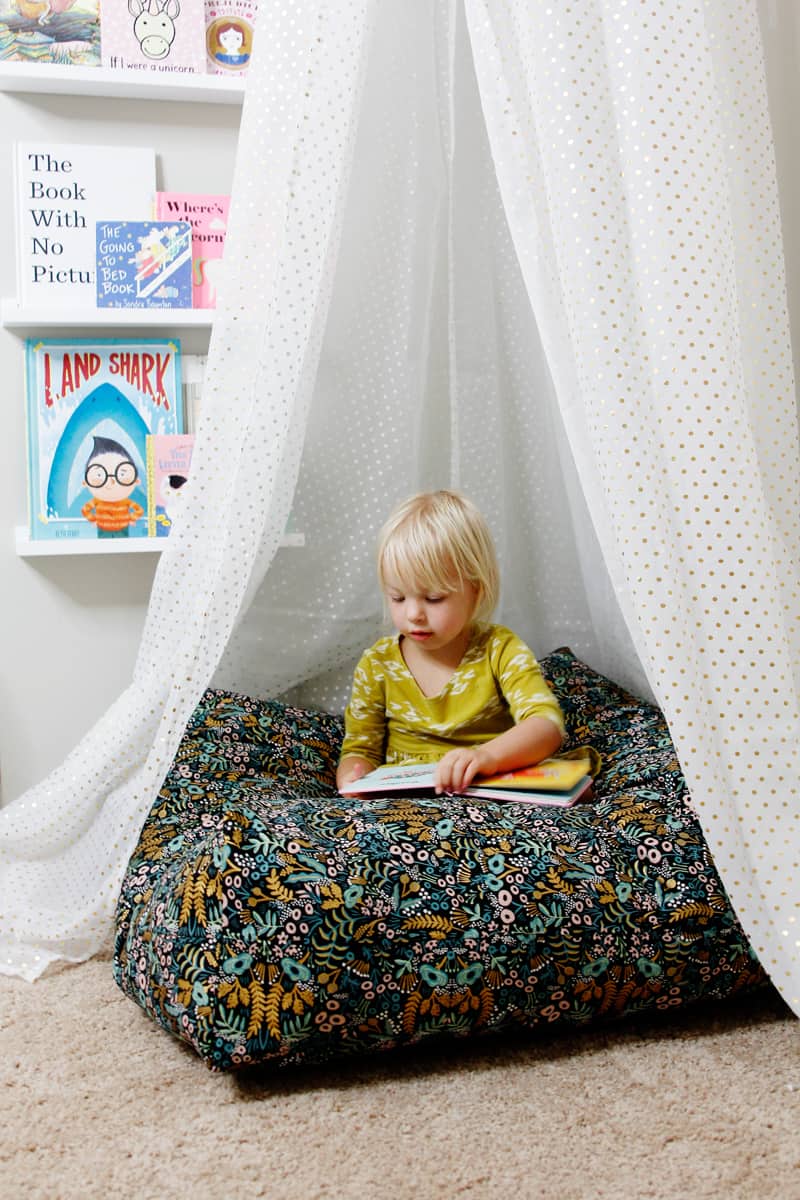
[337,490,567,796]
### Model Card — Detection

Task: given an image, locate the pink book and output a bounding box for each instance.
[153,192,230,308]
[146,432,194,536]
[101,0,206,75]
[204,0,257,75]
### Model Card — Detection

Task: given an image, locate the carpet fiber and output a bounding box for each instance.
[1,957,798,1199]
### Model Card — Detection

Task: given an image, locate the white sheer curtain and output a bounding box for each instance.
[1,0,797,1015]
[464,0,800,1012]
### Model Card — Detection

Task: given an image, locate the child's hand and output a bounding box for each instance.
[337,757,372,796]
[434,746,494,795]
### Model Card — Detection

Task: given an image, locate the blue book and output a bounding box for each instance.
[25,337,183,542]
[95,220,193,309]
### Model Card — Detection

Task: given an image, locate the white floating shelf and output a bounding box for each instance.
[16,527,305,557]
[17,529,162,556]
[0,62,245,104]
[1,299,214,334]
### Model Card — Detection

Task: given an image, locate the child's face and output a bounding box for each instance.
[219,26,243,50]
[384,574,478,656]
[84,452,138,501]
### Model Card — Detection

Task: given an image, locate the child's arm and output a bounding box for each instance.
[434,628,566,794]
[433,715,563,795]
[337,647,386,794]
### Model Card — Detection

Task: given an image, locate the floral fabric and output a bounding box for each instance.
[113,649,765,1071]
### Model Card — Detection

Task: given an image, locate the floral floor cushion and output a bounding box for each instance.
[113,648,765,1071]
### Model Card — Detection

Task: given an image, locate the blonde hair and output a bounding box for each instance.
[377,490,500,624]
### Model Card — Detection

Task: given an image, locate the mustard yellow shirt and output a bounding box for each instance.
[339,624,565,768]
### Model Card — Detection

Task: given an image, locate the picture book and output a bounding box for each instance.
[153,193,230,308]
[204,0,256,75]
[341,757,594,806]
[100,0,206,75]
[146,432,194,536]
[25,338,183,543]
[0,0,100,67]
[96,219,193,308]
[14,142,157,309]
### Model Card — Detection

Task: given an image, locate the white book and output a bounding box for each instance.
[14,141,157,310]
[340,759,594,805]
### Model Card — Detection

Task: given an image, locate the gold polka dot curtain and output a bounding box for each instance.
[1,0,797,1013]
[464,0,799,1012]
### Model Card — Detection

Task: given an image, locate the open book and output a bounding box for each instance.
[341,757,594,806]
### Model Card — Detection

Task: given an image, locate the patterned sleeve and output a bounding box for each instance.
[491,628,565,736]
[339,646,387,768]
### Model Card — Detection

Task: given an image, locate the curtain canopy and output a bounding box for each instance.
[1,0,798,1016]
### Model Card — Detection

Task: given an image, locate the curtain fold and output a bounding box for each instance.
[464,0,799,1012]
[2,0,797,1015]
[0,1,375,979]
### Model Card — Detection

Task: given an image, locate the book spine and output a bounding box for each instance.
[146,435,156,537]
[24,338,39,539]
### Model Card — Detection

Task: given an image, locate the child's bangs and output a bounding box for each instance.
[380,537,462,597]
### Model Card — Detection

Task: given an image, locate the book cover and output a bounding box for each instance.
[96,219,193,308]
[464,776,593,805]
[471,757,591,793]
[0,0,100,67]
[153,193,229,308]
[14,141,157,309]
[204,0,256,75]
[146,432,194,536]
[100,0,206,75]
[341,758,593,806]
[25,337,183,543]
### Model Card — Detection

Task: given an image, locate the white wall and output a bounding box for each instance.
[1,0,798,803]
[0,87,240,802]
[760,2,800,384]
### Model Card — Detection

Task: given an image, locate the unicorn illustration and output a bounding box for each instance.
[128,0,180,60]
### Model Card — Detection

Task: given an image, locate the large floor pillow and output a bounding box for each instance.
[113,648,765,1071]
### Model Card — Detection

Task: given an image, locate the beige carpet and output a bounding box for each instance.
[1,955,798,1200]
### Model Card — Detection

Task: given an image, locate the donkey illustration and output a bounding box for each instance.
[129,0,181,61]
